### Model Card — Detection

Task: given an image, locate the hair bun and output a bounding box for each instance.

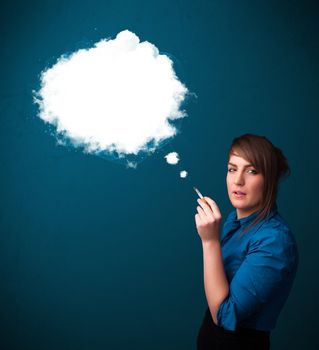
[274,146,290,180]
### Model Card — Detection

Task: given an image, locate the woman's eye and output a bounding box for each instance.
[228,168,257,174]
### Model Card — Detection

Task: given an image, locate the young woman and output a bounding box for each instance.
[196,134,299,350]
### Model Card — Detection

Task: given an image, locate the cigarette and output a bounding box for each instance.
[193,187,207,203]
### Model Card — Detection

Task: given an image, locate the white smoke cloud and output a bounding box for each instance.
[180,170,188,178]
[34,30,188,167]
[164,152,180,165]
[164,152,189,179]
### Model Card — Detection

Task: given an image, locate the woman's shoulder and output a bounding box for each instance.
[258,211,295,241]
[250,211,299,271]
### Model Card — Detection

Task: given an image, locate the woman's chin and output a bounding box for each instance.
[230,200,248,209]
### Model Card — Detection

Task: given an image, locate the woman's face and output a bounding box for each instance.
[226,152,264,219]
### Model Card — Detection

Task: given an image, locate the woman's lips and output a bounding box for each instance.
[233,191,246,198]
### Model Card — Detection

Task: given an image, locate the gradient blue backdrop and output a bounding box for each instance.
[1,0,318,349]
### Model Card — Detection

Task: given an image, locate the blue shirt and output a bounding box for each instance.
[216,205,299,331]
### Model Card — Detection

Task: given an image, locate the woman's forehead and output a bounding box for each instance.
[228,153,253,167]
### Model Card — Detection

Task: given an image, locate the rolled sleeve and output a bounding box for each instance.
[217,229,294,330]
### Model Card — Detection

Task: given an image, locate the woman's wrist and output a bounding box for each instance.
[201,238,221,249]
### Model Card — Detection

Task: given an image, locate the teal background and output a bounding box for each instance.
[1,0,318,349]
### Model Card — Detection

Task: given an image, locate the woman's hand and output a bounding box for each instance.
[195,197,222,243]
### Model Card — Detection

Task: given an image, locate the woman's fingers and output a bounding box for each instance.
[197,199,214,220]
[203,197,222,220]
[196,205,207,223]
[195,213,201,227]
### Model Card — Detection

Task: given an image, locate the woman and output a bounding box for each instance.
[196,134,299,350]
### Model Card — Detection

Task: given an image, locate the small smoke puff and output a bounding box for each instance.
[180,170,187,178]
[165,152,179,165]
[126,161,137,169]
[34,30,188,162]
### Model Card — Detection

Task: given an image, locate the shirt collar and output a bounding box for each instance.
[227,203,278,228]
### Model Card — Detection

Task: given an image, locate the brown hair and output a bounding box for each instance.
[229,134,290,235]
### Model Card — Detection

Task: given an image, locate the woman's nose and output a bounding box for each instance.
[234,172,245,185]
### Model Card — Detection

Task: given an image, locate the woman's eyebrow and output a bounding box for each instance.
[228,162,254,167]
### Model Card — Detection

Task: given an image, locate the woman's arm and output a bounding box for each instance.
[216,225,298,330]
[202,240,229,325]
[195,197,229,325]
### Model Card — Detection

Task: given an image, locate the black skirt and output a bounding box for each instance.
[197,308,270,350]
